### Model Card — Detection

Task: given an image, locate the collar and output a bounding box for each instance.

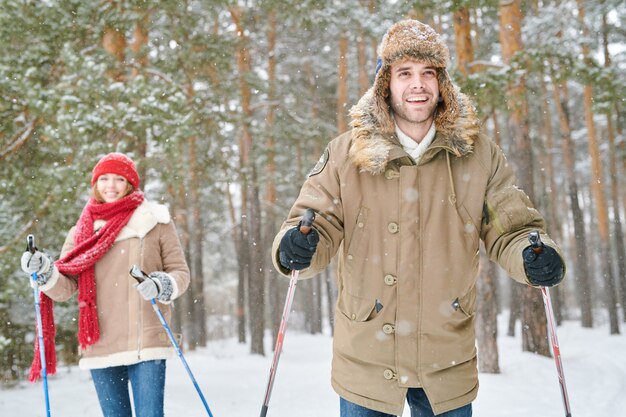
[395,121,437,163]
[93,200,171,242]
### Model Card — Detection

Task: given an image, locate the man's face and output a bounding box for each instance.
[388,60,440,130]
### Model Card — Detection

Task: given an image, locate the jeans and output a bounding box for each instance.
[91,360,166,417]
[340,388,472,417]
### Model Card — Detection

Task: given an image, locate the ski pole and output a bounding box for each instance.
[529,232,572,417]
[26,234,52,417]
[260,208,316,417]
[129,266,214,417]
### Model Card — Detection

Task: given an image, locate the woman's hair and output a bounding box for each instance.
[92,182,135,203]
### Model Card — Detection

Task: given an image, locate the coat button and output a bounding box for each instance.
[358,222,364,228]
[351,313,357,320]
[387,222,399,234]
[347,254,354,261]
[384,274,397,285]
[383,369,396,380]
[382,323,395,334]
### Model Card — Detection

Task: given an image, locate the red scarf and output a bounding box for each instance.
[29,191,144,382]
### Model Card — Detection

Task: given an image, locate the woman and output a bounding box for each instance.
[20,152,190,417]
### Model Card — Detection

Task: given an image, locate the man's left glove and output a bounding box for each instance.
[135,271,175,302]
[522,244,564,287]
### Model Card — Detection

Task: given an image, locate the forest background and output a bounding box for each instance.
[1,0,625,384]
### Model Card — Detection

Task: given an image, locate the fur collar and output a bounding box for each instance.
[94,200,171,242]
[348,87,481,175]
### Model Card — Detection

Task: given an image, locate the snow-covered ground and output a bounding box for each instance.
[1,315,624,417]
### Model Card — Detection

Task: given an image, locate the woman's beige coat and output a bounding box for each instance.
[272,90,562,415]
[42,200,190,369]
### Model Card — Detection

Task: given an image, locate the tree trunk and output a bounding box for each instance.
[550,72,593,328]
[313,274,323,333]
[187,135,207,348]
[247,169,265,355]
[477,246,500,373]
[176,170,197,349]
[368,0,377,68]
[236,211,248,345]
[606,112,626,323]
[538,74,564,323]
[265,11,283,349]
[223,174,248,344]
[602,11,626,322]
[499,0,550,356]
[130,14,149,77]
[337,33,349,134]
[357,25,369,96]
[169,180,190,339]
[577,0,620,334]
[507,284,521,337]
[130,14,149,179]
[102,25,126,81]
[453,7,474,76]
[230,5,266,354]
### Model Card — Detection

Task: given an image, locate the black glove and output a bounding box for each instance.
[279,225,320,271]
[522,244,564,287]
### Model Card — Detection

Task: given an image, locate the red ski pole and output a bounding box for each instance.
[529,232,572,417]
[260,208,316,417]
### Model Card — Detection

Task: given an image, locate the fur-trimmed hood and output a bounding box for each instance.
[348,19,481,175]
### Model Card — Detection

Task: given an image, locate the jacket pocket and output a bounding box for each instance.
[452,284,477,317]
[342,207,371,297]
[344,207,369,261]
[337,291,379,322]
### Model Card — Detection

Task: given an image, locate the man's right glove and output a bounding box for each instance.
[20,250,56,286]
[279,226,320,271]
[522,244,564,287]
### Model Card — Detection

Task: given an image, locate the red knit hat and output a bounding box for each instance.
[91,152,140,189]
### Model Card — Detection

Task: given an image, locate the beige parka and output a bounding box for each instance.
[271,20,565,413]
[41,200,190,369]
[272,95,563,415]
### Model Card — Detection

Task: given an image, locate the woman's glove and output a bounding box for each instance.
[20,250,56,286]
[135,271,175,302]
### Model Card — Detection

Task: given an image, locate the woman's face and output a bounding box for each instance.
[96,173,129,203]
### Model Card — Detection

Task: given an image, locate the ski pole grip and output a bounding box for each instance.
[298,208,316,236]
[129,265,149,284]
[528,231,543,254]
[27,234,36,254]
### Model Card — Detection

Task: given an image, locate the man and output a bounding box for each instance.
[272,20,565,417]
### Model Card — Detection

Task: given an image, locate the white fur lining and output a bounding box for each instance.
[93,200,171,242]
[78,346,173,370]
